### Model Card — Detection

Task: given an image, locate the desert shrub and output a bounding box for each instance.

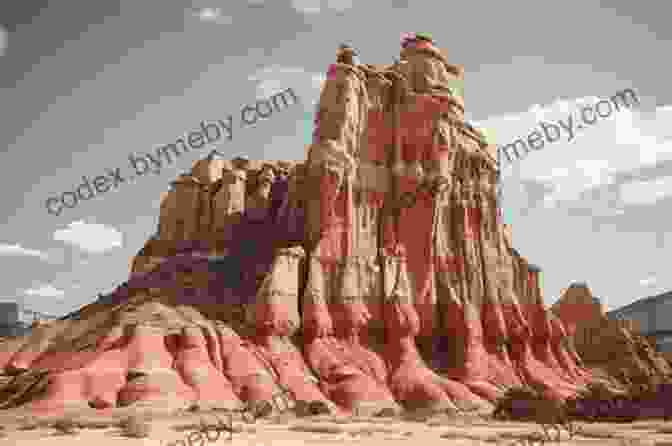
[493,386,581,440]
[492,386,542,421]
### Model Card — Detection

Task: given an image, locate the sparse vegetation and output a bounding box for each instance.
[374,407,397,418]
[289,422,345,434]
[492,386,543,421]
[79,420,114,429]
[563,380,672,423]
[52,418,79,435]
[492,385,581,441]
[575,426,616,438]
[17,418,39,430]
[119,415,151,438]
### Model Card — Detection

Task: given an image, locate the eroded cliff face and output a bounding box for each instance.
[0,38,601,417]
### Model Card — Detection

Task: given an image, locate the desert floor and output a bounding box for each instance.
[0,407,671,446]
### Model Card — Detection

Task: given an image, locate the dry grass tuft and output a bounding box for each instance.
[119,415,151,438]
[577,426,616,438]
[172,423,202,432]
[17,416,40,430]
[51,418,78,435]
[438,429,500,442]
[289,422,345,434]
[79,420,114,429]
[269,412,293,424]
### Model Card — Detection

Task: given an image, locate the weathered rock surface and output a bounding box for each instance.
[0,36,602,417]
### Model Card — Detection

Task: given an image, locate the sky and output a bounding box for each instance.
[0,0,671,320]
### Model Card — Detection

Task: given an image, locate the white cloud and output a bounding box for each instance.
[291,0,323,14]
[53,220,123,253]
[43,247,68,266]
[23,284,65,299]
[476,92,670,212]
[0,26,6,57]
[248,65,325,112]
[190,7,233,25]
[326,0,354,12]
[291,0,354,14]
[0,243,48,261]
[620,176,672,206]
[639,276,657,287]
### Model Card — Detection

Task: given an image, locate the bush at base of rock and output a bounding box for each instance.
[492,386,548,421]
[564,384,672,421]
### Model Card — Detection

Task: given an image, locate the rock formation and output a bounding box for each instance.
[552,282,672,388]
[0,34,597,418]
[550,282,606,339]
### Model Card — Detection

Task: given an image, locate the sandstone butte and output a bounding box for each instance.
[0,37,668,419]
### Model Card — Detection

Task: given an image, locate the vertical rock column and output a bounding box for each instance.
[351,66,392,330]
[383,247,492,413]
[473,155,524,390]
[268,163,291,226]
[531,309,574,383]
[284,164,307,243]
[302,59,397,411]
[452,172,504,399]
[529,268,585,389]
[377,74,504,408]
[302,57,399,415]
[395,164,436,341]
[160,176,203,242]
[246,163,276,222]
[301,255,398,415]
[435,179,503,402]
[157,188,178,242]
[434,178,467,371]
[305,62,365,248]
[235,163,277,313]
[494,215,535,385]
[391,88,460,344]
[506,256,581,400]
[252,247,304,338]
[548,313,592,384]
[212,162,247,254]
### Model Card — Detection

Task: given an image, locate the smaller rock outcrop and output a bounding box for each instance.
[552,283,672,389]
[551,282,606,338]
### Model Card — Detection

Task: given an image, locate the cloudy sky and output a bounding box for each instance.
[0,0,670,320]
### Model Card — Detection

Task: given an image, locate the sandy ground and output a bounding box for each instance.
[1,408,671,446]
